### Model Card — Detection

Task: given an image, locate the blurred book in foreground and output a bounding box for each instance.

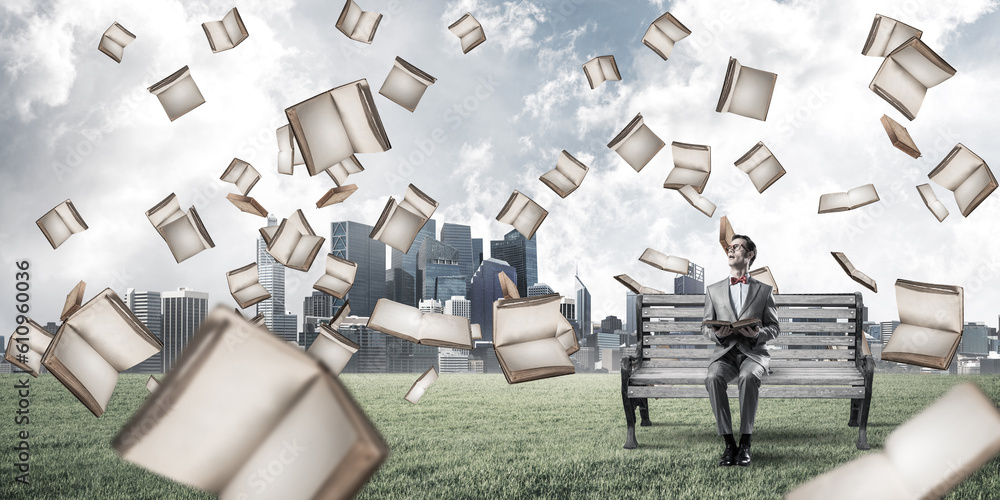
[785,382,1000,500]
[113,307,388,500]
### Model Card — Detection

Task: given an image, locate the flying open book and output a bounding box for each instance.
[98,22,136,63]
[146,193,215,263]
[265,209,325,272]
[719,215,735,254]
[275,124,303,175]
[226,263,271,309]
[734,142,785,193]
[220,159,260,195]
[404,366,438,404]
[862,14,922,57]
[471,323,482,341]
[325,155,364,187]
[285,79,390,177]
[313,254,357,299]
[642,12,690,60]
[677,184,717,217]
[307,322,359,376]
[582,55,621,89]
[493,294,579,384]
[145,375,159,393]
[663,142,711,193]
[831,252,877,293]
[379,57,437,112]
[37,199,88,249]
[112,307,388,499]
[749,267,779,293]
[367,298,473,349]
[716,57,777,121]
[928,143,997,218]
[336,0,381,43]
[869,36,955,121]
[882,279,963,370]
[370,184,438,253]
[786,382,1000,500]
[613,274,664,295]
[880,114,920,159]
[331,300,351,329]
[916,183,949,222]
[202,7,248,53]
[608,113,665,172]
[639,248,689,274]
[4,318,53,377]
[496,190,547,240]
[448,13,486,54]
[42,287,162,417]
[540,150,589,198]
[818,184,880,213]
[148,66,205,122]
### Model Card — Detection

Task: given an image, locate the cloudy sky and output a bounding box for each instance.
[1,0,999,333]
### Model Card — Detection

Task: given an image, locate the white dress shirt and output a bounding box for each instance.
[729,279,749,317]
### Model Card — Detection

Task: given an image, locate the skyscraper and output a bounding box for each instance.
[472,238,483,266]
[124,288,163,373]
[331,221,386,316]
[416,237,461,301]
[389,221,436,307]
[575,273,591,340]
[469,258,516,344]
[257,214,294,338]
[880,321,900,346]
[674,262,705,294]
[527,283,556,296]
[440,223,474,282]
[161,287,208,373]
[444,296,471,319]
[490,229,537,298]
[302,290,335,318]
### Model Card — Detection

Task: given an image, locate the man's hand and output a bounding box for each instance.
[715,325,733,338]
[738,325,759,338]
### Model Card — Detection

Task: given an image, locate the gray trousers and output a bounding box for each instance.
[705,348,766,435]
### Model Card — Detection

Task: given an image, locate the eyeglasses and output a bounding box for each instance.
[727,243,746,252]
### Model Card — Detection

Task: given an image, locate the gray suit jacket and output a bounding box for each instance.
[701,277,781,370]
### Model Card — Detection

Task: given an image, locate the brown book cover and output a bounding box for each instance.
[498,271,519,299]
[225,193,268,217]
[317,184,359,208]
[61,280,86,321]
[880,114,921,158]
[719,216,735,255]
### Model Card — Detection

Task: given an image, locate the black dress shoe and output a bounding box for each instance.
[718,443,737,466]
[736,444,752,466]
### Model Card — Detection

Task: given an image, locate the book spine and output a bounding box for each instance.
[716,57,737,112]
[607,113,643,149]
[369,198,396,239]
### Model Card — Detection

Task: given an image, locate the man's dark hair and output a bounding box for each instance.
[732,234,757,266]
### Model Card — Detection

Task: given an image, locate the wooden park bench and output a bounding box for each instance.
[621,293,875,450]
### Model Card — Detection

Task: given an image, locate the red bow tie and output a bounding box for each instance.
[730,276,748,285]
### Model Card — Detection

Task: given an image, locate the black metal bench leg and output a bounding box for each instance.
[848,398,860,427]
[857,356,874,450]
[622,363,638,449]
[639,398,652,426]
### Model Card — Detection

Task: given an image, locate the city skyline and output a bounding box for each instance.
[4,1,1000,344]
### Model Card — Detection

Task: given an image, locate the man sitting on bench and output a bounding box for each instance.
[702,234,780,467]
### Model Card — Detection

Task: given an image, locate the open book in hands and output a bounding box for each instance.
[703,318,762,331]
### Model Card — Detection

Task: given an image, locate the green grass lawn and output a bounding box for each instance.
[1,373,999,499]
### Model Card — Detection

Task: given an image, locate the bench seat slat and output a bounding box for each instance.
[643,322,857,334]
[630,367,864,386]
[642,307,857,320]
[643,335,856,346]
[642,348,854,359]
[627,385,865,398]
